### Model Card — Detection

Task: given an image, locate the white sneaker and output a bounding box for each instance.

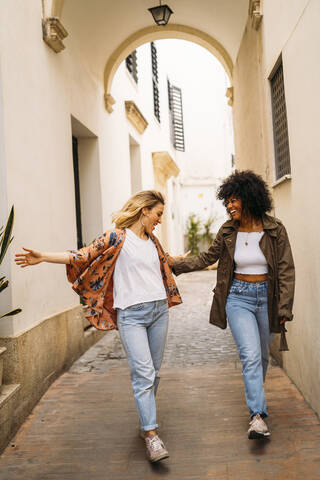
[145,434,169,462]
[248,414,271,439]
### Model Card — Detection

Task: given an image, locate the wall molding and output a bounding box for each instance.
[152,151,180,186]
[42,0,67,53]
[249,0,263,30]
[226,86,234,106]
[42,17,68,53]
[125,101,148,134]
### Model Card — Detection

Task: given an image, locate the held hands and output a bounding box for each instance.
[167,250,191,266]
[173,250,191,262]
[15,248,43,268]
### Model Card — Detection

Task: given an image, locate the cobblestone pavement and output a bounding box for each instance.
[70,270,239,373]
[163,270,239,367]
[1,272,320,479]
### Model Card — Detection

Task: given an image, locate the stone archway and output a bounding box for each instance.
[103,24,233,113]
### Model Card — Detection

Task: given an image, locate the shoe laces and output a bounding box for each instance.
[250,414,262,426]
[148,435,164,452]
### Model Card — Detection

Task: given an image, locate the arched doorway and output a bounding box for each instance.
[103,24,233,113]
[105,34,234,251]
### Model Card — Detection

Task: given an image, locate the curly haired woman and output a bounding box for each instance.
[15,190,187,462]
[172,170,295,439]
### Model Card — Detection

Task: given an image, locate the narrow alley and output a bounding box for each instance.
[0,271,319,480]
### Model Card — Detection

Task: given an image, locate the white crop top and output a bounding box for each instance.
[113,228,167,310]
[234,232,268,275]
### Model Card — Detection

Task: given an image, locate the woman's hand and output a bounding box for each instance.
[167,250,191,265]
[15,249,71,266]
[280,317,287,325]
[15,248,43,268]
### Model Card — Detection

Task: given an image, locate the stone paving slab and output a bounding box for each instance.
[1,271,319,479]
[0,365,319,480]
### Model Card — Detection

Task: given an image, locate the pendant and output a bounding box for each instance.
[245,241,248,246]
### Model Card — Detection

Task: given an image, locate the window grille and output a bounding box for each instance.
[270,60,291,179]
[126,50,138,83]
[151,42,160,122]
[168,79,185,152]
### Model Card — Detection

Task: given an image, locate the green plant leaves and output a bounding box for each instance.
[0,308,22,319]
[0,280,9,293]
[186,214,201,256]
[0,206,14,266]
[186,214,216,255]
[0,205,22,320]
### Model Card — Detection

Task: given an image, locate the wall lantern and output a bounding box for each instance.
[148,1,173,26]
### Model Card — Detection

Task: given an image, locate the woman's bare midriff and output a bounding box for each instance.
[234,273,268,283]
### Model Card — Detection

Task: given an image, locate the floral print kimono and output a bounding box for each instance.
[66,229,182,330]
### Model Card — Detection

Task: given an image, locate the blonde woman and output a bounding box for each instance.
[15,190,186,463]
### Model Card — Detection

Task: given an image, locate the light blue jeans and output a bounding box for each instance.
[226,279,273,419]
[117,299,169,431]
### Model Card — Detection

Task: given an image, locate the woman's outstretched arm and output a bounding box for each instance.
[15,247,70,267]
[171,226,224,275]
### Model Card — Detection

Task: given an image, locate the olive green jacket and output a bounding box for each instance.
[173,214,295,351]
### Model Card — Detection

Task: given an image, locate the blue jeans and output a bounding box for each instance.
[226,279,273,418]
[117,299,169,431]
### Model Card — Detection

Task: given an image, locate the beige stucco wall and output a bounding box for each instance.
[233,0,320,415]
[0,1,183,450]
[268,0,320,416]
[232,21,267,177]
[0,0,93,336]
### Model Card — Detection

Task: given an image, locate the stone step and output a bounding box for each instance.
[0,384,21,452]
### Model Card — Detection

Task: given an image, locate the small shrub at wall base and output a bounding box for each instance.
[186,214,216,255]
[202,216,215,245]
[186,214,201,256]
[0,206,22,319]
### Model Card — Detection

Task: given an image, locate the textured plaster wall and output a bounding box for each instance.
[233,0,320,415]
[268,0,320,416]
[0,1,183,338]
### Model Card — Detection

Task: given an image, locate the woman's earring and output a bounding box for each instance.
[140,215,146,228]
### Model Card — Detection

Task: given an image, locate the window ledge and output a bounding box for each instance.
[272,174,292,188]
[125,101,148,134]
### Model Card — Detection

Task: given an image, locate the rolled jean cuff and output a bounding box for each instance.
[251,411,268,419]
[141,423,158,431]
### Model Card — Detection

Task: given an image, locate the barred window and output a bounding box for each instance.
[151,42,160,122]
[126,50,138,83]
[270,59,291,179]
[168,79,185,152]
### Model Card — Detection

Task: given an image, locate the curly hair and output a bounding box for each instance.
[217,170,273,219]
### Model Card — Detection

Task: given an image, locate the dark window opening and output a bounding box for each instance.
[72,136,83,249]
[126,50,138,83]
[270,59,291,180]
[151,42,160,122]
[168,79,185,152]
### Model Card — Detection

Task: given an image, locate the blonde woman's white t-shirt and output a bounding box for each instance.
[113,228,167,310]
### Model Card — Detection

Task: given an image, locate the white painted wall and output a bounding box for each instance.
[157,40,234,238]
[260,0,320,413]
[0,2,183,337]
[105,41,182,255]
[0,1,79,336]
[0,4,233,339]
